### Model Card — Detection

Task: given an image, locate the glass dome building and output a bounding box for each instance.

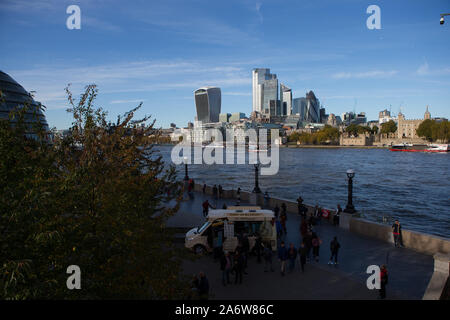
[0,70,49,134]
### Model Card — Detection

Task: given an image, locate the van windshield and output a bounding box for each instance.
[197,221,211,234]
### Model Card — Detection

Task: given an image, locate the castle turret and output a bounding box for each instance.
[424,106,431,120]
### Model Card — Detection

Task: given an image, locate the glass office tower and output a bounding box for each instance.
[194,87,221,123]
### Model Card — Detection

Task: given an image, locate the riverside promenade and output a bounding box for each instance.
[167,190,435,300]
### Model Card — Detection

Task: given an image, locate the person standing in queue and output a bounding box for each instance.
[202,199,214,217]
[328,236,340,265]
[198,272,209,300]
[379,265,388,299]
[278,241,288,276]
[233,251,244,284]
[392,220,402,247]
[298,242,307,272]
[220,251,232,286]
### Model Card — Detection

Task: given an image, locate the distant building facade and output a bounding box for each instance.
[397,106,431,139]
[219,113,231,123]
[0,70,49,139]
[194,87,221,123]
[252,68,278,114]
[292,97,307,118]
[378,109,395,125]
[229,112,246,122]
[280,83,292,116]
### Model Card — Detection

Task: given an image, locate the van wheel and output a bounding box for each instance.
[194,245,206,255]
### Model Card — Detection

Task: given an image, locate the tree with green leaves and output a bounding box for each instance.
[1,85,188,299]
[380,120,397,134]
[416,119,450,142]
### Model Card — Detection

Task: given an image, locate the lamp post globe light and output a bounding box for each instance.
[253,163,262,193]
[183,156,189,181]
[344,169,356,213]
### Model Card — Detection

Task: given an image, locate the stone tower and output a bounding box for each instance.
[424,106,431,120]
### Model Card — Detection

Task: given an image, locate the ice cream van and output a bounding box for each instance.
[185,206,276,254]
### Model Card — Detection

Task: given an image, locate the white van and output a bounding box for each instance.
[185,206,276,254]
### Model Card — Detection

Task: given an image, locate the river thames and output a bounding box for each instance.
[156,145,449,238]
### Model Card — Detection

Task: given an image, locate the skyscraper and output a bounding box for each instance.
[194,87,221,123]
[252,68,278,113]
[293,97,307,118]
[305,90,320,123]
[280,83,292,116]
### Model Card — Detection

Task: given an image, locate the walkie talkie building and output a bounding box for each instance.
[194,87,221,123]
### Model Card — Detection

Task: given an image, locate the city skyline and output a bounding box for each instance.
[1,0,450,130]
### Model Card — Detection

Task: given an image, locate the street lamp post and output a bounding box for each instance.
[253,164,261,193]
[183,156,189,181]
[344,169,356,213]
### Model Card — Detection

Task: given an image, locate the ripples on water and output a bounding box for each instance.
[155,146,449,238]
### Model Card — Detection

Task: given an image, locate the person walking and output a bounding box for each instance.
[334,204,342,226]
[298,242,307,272]
[300,217,308,238]
[303,231,313,262]
[202,200,213,217]
[242,233,250,274]
[263,242,274,272]
[311,232,322,262]
[254,233,262,263]
[287,243,297,273]
[281,203,287,218]
[276,218,283,239]
[280,213,287,235]
[233,252,244,284]
[278,241,288,276]
[264,191,270,208]
[212,185,218,200]
[379,265,388,299]
[220,251,232,286]
[297,196,304,215]
[218,184,223,199]
[328,236,340,265]
[392,220,402,247]
[273,204,280,219]
[202,183,206,194]
[198,272,209,300]
[189,274,199,299]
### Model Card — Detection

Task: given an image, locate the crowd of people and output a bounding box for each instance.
[191,187,394,300]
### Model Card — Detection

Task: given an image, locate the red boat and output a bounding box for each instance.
[389,143,449,152]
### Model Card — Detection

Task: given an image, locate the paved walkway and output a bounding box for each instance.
[168,191,434,300]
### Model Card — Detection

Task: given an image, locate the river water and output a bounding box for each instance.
[155,145,449,238]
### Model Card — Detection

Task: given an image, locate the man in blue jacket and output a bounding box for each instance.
[278,241,288,276]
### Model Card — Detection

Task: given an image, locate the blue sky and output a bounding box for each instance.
[1,0,449,130]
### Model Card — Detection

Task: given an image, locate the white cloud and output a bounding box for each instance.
[255,2,263,24]
[416,61,450,76]
[7,59,251,109]
[416,61,429,75]
[332,70,398,79]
